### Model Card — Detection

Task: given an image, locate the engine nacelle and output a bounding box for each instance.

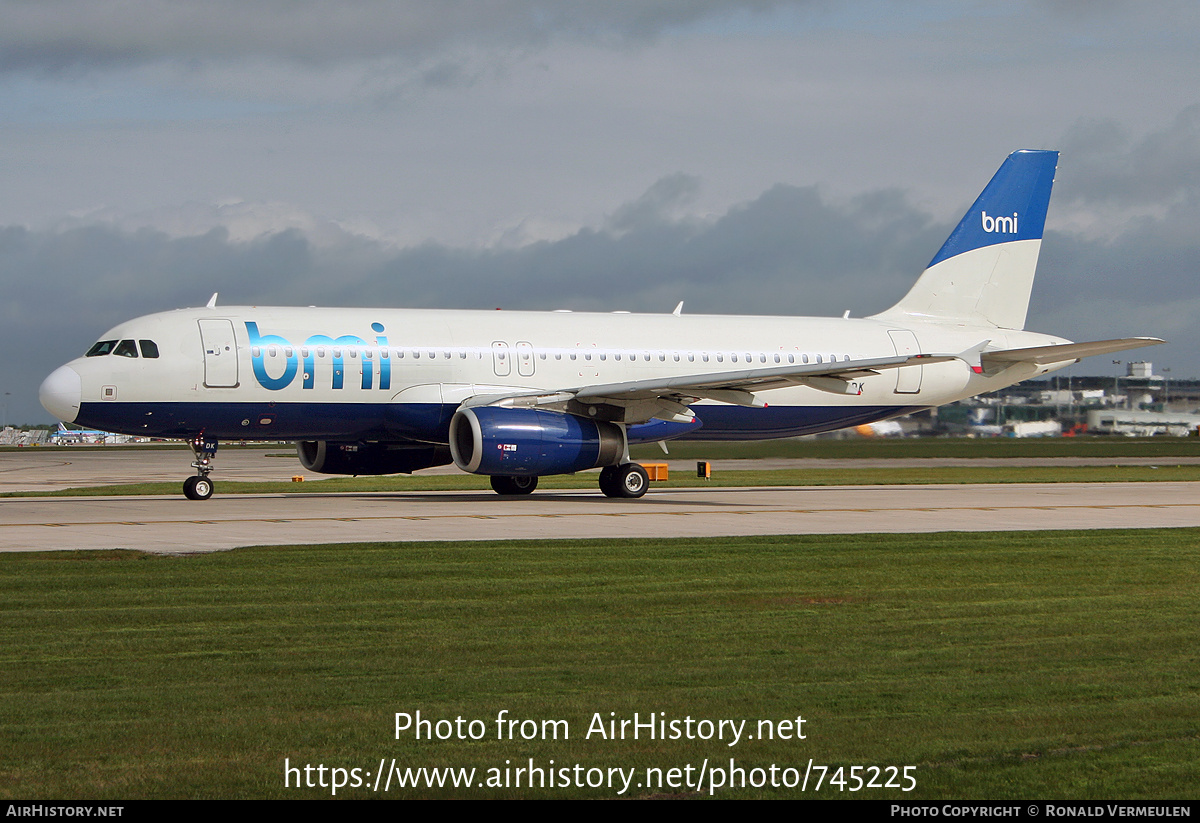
[449,406,625,476]
[297,441,452,475]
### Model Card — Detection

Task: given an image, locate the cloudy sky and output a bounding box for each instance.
[4,0,1199,424]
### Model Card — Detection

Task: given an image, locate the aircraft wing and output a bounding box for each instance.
[460,336,1164,425]
[462,352,958,423]
[570,353,957,401]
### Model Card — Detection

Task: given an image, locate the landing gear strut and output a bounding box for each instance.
[183,435,218,500]
[599,463,649,499]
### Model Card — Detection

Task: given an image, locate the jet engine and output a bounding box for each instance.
[449,406,624,476]
[297,440,452,475]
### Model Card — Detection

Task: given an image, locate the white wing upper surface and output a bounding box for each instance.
[463,352,958,423]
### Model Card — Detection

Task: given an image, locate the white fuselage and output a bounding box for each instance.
[45,305,1070,443]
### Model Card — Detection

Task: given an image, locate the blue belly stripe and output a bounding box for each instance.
[78,401,927,443]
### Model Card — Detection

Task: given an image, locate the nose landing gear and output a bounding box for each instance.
[183,435,218,500]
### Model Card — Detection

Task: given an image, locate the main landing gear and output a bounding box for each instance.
[183,435,218,500]
[487,463,650,499]
[599,463,649,499]
[491,475,538,495]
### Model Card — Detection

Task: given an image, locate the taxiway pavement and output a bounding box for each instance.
[4,478,1199,553]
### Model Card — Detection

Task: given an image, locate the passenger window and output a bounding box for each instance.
[114,340,139,358]
[139,340,160,358]
[86,340,118,357]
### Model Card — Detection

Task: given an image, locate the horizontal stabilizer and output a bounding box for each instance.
[980,337,1164,371]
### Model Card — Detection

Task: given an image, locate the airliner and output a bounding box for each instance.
[39,150,1161,500]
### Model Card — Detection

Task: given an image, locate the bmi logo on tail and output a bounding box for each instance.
[981,211,1018,233]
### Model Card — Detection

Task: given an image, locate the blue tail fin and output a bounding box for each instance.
[873,150,1059,330]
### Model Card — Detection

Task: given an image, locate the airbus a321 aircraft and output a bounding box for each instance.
[40,150,1161,500]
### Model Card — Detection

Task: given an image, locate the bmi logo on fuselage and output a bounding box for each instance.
[981,211,1018,234]
[245,321,391,391]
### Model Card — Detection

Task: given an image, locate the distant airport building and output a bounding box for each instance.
[926,362,1200,437]
[1086,410,1200,437]
[0,427,50,446]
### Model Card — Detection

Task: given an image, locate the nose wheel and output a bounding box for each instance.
[183,435,219,500]
[183,475,215,500]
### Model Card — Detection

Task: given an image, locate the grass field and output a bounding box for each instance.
[7,436,1200,499]
[2,530,1198,799]
[627,436,1200,461]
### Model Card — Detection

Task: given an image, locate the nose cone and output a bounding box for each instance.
[40,365,82,423]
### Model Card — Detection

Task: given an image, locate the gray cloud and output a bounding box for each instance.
[10,166,1194,424]
[605,173,702,234]
[1058,106,1200,206]
[5,3,1199,425]
[0,0,799,73]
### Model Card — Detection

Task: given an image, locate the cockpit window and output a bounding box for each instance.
[113,340,139,358]
[86,340,118,357]
[139,340,160,358]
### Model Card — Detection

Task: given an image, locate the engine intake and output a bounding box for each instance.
[449,406,624,476]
